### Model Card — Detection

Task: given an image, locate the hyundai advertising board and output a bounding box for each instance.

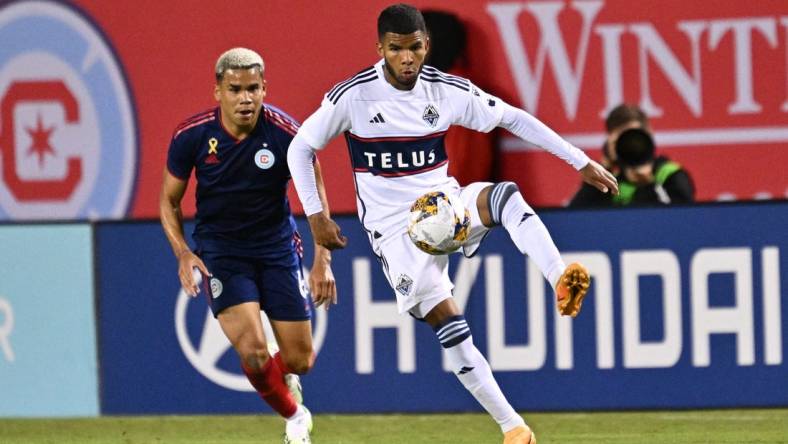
[96,203,787,414]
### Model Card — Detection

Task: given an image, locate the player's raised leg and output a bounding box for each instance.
[477,182,590,317]
[423,298,535,444]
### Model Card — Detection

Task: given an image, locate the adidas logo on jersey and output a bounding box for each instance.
[369,112,386,124]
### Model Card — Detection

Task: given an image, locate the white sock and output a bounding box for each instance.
[498,190,565,287]
[286,404,306,422]
[438,318,525,433]
[285,405,310,437]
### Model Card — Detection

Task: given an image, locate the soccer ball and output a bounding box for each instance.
[407,191,470,255]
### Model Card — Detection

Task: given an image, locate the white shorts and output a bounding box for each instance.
[370,182,493,318]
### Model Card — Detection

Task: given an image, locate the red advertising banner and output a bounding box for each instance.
[488,0,788,206]
[0,0,785,219]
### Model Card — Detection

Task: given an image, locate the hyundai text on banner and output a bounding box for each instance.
[96,203,787,413]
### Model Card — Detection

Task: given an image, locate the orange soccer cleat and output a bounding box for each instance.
[503,425,536,444]
[555,262,590,317]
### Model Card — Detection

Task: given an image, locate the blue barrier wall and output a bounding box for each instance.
[95,203,788,414]
[0,225,98,417]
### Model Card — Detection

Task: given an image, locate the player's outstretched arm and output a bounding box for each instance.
[287,133,347,250]
[497,102,617,194]
[310,160,338,310]
[159,169,211,296]
[580,159,619,195]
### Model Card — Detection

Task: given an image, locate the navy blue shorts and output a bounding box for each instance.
[199,252,312,321]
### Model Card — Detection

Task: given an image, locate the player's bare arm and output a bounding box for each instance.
[159,169,211,296]
[580,159,619,195]
[288,133,348,251]
[310,159,338,309]
[307,211,347,251]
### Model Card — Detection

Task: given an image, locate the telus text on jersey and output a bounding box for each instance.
[362,149,437,169]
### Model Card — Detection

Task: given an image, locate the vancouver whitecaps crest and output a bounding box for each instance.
[422,104,439,127]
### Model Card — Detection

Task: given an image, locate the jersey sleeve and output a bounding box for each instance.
[166,130,197,180]
[266,108,314,179]
[297,94,353,150]
[265,105,301,153]
[452,82,506,133]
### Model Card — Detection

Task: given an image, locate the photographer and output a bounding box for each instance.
[611,128,695,206]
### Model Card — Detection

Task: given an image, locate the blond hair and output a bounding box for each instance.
[215,48,264,81]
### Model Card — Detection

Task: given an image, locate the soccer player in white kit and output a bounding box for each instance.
[287,4,619,443]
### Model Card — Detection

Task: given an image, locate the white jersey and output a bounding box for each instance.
[298,59,505,237]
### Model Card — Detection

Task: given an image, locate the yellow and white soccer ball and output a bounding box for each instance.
[407,191,470,255]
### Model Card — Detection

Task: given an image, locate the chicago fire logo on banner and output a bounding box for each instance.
[0,1,137,220]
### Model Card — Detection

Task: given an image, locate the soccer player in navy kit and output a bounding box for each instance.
[160,48,332,444]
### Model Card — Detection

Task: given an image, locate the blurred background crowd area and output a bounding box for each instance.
[0,0,785,222]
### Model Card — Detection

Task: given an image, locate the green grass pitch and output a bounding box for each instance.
[1,409,786,443]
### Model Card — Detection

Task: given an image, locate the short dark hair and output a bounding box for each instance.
[615,127,655,167]
[423,10,466,72]
[378,4,427,39]
[605,104,649,133]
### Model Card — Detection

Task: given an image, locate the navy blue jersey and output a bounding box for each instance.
[167,105,301,261]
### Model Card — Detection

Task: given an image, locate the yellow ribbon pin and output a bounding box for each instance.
[208,138,218,154]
